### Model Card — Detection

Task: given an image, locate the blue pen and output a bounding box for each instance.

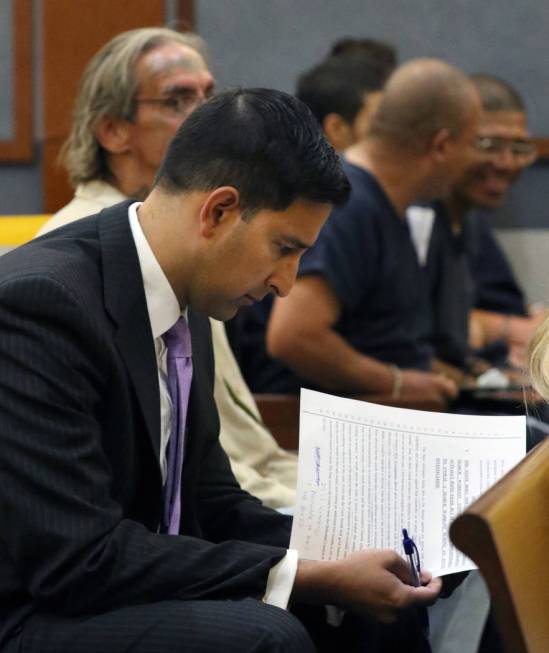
[402,528,420,587]
[402,529,430,636]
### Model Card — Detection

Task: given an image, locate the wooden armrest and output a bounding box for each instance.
[254,394,300,450]
[450,438,549,653]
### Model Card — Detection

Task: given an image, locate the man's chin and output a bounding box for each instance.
[132,185,151,202]
[468,175,519,209]
[469,191,507,210]
[207,295,259,321]
[208,304,239,322]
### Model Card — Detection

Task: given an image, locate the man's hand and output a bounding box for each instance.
[293,549,442,624]
[329,549,442,623]
[401,369,459,402]
[431,358,471,387]
[470,308,547,358]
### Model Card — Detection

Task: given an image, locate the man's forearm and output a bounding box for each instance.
[471,309,540,349]
[470,309,509,347]
[268,325,394,395]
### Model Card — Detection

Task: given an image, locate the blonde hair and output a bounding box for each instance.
[528,313,549,400]
[61,27,208,187]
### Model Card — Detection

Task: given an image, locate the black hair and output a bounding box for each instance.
[470,73,525,113]
[156,88,350,213]
[329,36,397,77]
[296,53,393,125]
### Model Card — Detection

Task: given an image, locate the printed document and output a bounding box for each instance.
[290,389,526,576]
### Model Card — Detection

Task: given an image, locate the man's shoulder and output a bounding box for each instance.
[0,200,134,301]
[0,218,102,294]
[335,160,391,221]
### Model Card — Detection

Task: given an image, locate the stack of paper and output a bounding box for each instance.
[290,389,526,576]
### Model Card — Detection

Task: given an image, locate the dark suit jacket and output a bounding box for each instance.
[0,202,291,645]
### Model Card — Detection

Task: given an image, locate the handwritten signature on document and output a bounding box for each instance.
[314,446,321,487]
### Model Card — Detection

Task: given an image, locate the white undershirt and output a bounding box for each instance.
[127,202,297,608]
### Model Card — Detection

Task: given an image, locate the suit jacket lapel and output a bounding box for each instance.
[185,310,214,461]
[98,202,162,461]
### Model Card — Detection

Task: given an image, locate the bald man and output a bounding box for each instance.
[265,59,482,402]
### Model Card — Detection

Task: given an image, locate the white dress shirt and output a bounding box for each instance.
[127,202,297,608]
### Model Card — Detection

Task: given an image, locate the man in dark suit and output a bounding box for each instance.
[0,89,441,653]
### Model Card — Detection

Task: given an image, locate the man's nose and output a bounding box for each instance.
[269,258,300,298]
[494,146,520,171]
[196,83,212,104]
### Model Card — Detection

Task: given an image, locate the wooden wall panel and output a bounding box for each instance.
[42,1,167,212]
[0,0,33,161]
[178,0,195,30]
[533,137,549,160]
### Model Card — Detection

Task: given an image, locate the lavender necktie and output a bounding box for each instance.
[162,316,193,534]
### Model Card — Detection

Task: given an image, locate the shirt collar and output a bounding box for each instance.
[128,201,183,338]
[75,180,127,207]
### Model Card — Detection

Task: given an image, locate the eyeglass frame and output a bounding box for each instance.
[474,134,538,165]
[134,87,211,117]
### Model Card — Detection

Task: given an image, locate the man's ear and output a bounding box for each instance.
[323,113,353,152]
[429,127,453,163]
[199,187,241,238]
[95,115,131,154]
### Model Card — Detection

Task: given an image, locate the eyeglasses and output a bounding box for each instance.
[135,89,208,117]
[474,135,537,165]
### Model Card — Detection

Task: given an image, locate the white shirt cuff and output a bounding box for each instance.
[263,549,298,609]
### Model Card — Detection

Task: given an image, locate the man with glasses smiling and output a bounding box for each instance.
[411,74,543,374]
[460,75,542,365]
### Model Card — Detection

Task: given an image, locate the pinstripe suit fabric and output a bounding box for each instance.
[0,203,305,652]
[18,600,316,652]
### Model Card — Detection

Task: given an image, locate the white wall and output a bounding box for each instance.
[496,230,549,305]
